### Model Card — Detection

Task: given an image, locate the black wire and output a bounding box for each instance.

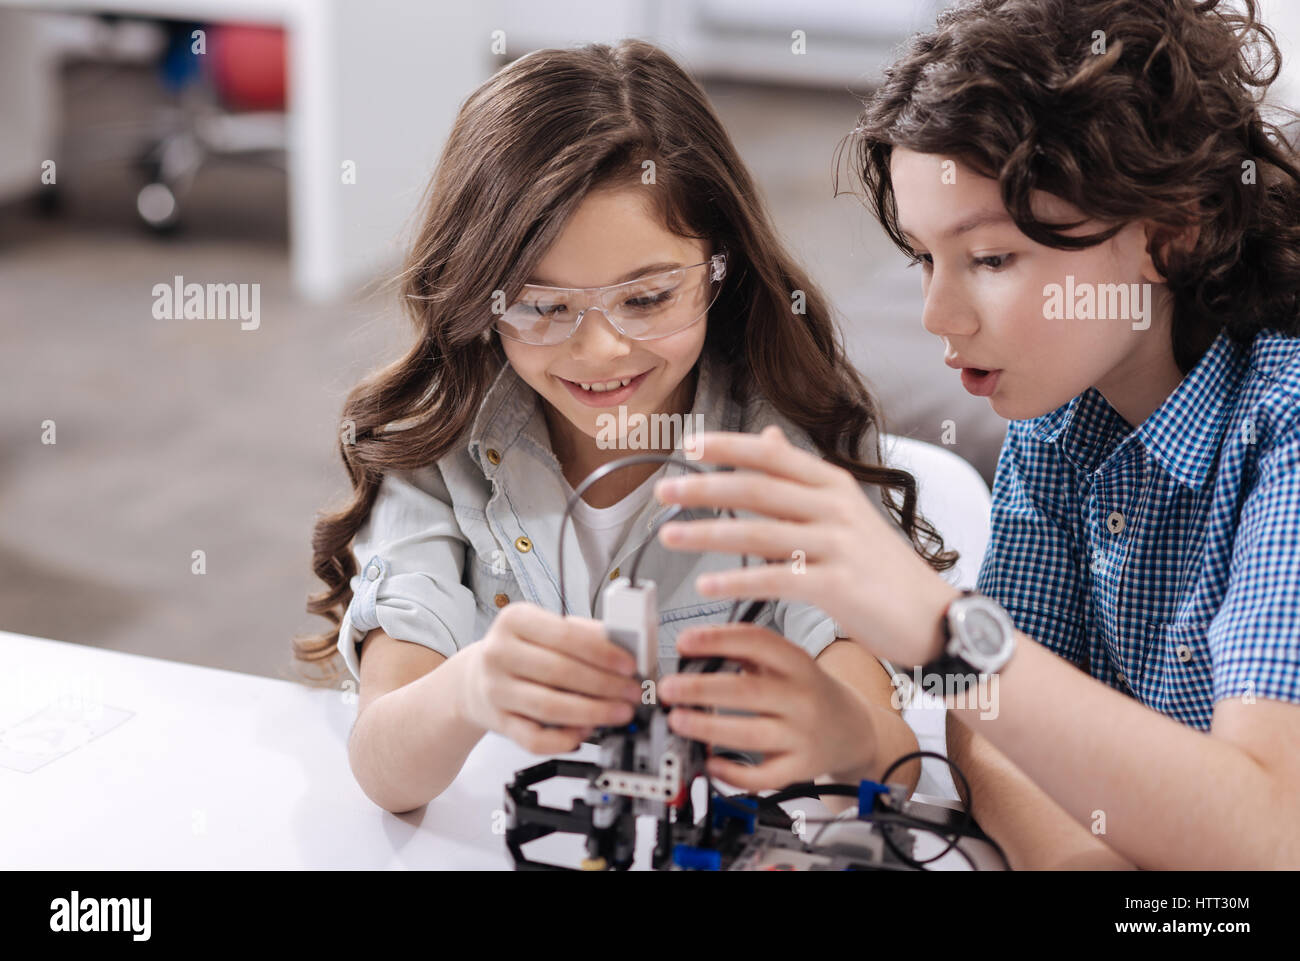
[802,809,986,870]
[873,811,981,871]
[876,749,974,868]
[556,453,774,845]
[873,749,1011,870]
[954,842,980,871]
[987,834,1012,871]
[751,781,860,807]
[555,458,1008,869]
[702,771,715,845]
[874,810,950,870]
[706,784,984,871]
[712,749,1009,871]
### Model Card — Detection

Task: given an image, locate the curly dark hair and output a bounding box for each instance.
[845,0,1300,373]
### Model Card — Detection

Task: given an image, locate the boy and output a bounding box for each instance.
[652,0,1300,868]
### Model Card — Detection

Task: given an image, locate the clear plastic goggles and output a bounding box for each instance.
[494,253,727,346]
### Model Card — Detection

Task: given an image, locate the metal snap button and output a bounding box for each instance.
[365,563,381,581]
[609,567,620,581]
[514,536,532,553]
[486,448,501,465]
[494,593,509,608]
[1107,511,1125,534]
[1176,643,1192,664]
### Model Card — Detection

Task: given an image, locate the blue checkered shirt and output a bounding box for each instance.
[976,328,1300,729]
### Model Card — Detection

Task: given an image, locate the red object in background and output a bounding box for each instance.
[208,25,287,111]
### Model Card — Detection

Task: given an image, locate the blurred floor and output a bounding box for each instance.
[1,63,1005,681]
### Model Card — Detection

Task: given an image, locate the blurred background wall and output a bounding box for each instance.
[1,0,1295,680]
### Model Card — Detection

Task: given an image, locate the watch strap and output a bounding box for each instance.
[925,589,979,693]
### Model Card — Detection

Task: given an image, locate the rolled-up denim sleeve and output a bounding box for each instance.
[336,465,478,682]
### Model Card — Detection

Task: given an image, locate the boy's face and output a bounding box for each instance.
[889,148,1173,423]
[500,184,709,443]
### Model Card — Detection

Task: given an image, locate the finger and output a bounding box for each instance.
[706,753,807,793]
[670,426,844,487]
[694,563,820,607]
[659,516,829,561]
[505,677,638,729]
[652,470,826,522]
[672,623,813,679]
[497,712,591,755]
[501,604,638,676]
[657,669,784,712]
[666,707,795,754]
[503,636,643,703]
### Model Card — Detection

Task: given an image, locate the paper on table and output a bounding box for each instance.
[0,702,134,773]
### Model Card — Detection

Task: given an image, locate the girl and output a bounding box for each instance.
[297,40,954,814]
[652,0,1300,869]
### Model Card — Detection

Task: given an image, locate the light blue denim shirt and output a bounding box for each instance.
[336,352,872,682]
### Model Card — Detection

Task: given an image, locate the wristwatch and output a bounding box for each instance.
[921,590,1017,693]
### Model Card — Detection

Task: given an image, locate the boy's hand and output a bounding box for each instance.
[458,602,643,754]
[655,425,959,667]
[658,623,878,791]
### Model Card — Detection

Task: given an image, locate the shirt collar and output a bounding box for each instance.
[1032,388,1130,476]
[465,356,533,471]
[1033,329,1247,490]
[1134,329,1247,489]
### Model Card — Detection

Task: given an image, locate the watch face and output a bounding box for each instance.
[965,609,1005,656]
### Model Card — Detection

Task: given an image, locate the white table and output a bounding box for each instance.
[0,629,999,870]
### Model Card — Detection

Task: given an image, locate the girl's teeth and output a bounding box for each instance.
[578,377,632,392]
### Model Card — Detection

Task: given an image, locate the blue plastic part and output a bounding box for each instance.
[858,779,890,817]
[628,723,638,733]
[673,844,722,871]
[160,24,205,91]
[712,795,759,834]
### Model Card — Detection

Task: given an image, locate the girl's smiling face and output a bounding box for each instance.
[501,184,710,446]
[889,148,1181,425]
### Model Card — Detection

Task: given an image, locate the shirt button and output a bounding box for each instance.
[514,536,532,553]
[609,567,620,581]
[494,593,509,608]
[365,563,381,581]
[1115,670,1128,687]
[486,448,501,466]
[1176,643,1193,664]
[1106,511,1126,534]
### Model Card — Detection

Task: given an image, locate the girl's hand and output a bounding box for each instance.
[658,623,880,791]
[657,426,959,667]
[457,602,644,754]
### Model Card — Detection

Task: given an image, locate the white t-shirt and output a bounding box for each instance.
[563,463,667,603]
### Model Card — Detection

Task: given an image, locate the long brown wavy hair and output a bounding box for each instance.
[296,40,955,681]
[845,0,1300,374]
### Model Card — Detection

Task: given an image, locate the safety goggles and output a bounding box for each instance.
[494,252,727,346]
